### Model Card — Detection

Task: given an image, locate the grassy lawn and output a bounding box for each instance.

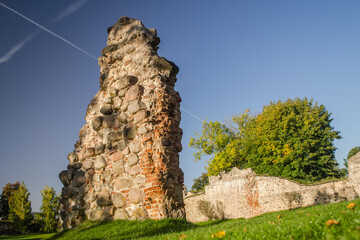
[0,233,55,240]
[2,199,360,239]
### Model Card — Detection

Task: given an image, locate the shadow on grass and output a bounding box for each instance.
[49,218,233,240]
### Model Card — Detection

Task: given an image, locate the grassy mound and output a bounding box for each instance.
[2,199,360,239]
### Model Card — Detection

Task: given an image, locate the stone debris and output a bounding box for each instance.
[59,16,185,229]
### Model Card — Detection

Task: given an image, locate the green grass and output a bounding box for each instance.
[0,233,55,240]
[2,199,360,239]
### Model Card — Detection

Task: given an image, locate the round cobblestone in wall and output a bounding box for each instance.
[127,153,138,166]
[128,188,143,204]
[112,193,126,208]
[114,209,129,220]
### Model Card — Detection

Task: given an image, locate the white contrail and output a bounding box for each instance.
[0,1,96,63]
[0,30,39,64]
[0,2,204,123]
[50,0,88,25]
[181,106,204,122]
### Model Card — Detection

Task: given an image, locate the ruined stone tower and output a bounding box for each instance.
[59,17,185,229]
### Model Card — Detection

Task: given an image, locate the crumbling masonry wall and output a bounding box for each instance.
[185,152,360,222]
[59,17,185,229]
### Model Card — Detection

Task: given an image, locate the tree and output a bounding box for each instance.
[190,98,342,181]
[0,182,20,220]
[245,98,342,180]
[189,111,253,176]
[35,186,60,232]
[191,173,209,192]
[344,146,360,168]
[8,182,33,234]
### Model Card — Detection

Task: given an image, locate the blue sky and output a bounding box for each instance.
[0,0,359,211]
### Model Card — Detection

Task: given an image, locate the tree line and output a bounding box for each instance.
[0,182,59,234]
[190,98,359,191]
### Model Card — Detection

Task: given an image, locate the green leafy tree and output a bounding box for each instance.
[0,182,20,220]
[8,182,33,234]
[190,98,342,181]
[245,98,341,180]
[35,186,60,232]
[344,146,360,168]
[189,111,254,175]
[191,173,209,192]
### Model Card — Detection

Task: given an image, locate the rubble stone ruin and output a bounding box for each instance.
[59,16,185,229]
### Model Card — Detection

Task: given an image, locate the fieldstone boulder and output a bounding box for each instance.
[97,189,112,207]
[112,193,126,208]
[127,153,139,166]
[128,188,143,204]
[73,170,86,187]
[114,209,129,220]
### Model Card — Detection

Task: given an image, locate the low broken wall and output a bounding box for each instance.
[185,152,360,222]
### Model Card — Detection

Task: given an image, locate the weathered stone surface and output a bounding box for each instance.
[95,144,105,155]
[161,138,172,147]
[94,156,106,169]
[113,96,122,109]
[112,193,126,208]
[117,75,137,89]
[134,110,149,124]
[118,89,126,97]
[128,188,143,204]
[129,165,140,176]
[135,175,146,185]
[78,148,95,161]
[100,104,113,115]
[124,85,143,102]
[128,100,141,114]
[118,112,127,123]
[127,153,138,166]
[110,152,124,162]
[133,207,148,220]
[97,189,112,207]
[61,186,74,199]
[92,116,103,131]
[114,178,134,190]
[59,17,185,230]
[108,131,122,142]
[123,126,136,140]
[114,209,129,220]
[89,210,103,221]
[113,160,124,176]
[103,116,114,128]
[109,88,118,97]
[59,170,71,186]
[67,152,78,163]
[82,160,93,170]
[185,160,360,223]
[73,170,86,187]
[103,170,112,182]
[129,140,141,153]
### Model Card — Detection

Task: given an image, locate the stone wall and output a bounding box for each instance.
[59,17,185,229]
[185,152,360,222]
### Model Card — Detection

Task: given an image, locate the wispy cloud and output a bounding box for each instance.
[0,30,39,64]
[0,0,92,64]
[50,0,88,25]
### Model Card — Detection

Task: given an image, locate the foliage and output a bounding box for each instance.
[0,182,20,220]
[191,173,209,192]
[245,98,342,180]
[34,199,360,240]
[35,186,60,233]
[344,146,360,169]
[190,98,342,181]
[8,182,33,234]
[189,111,253,176]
